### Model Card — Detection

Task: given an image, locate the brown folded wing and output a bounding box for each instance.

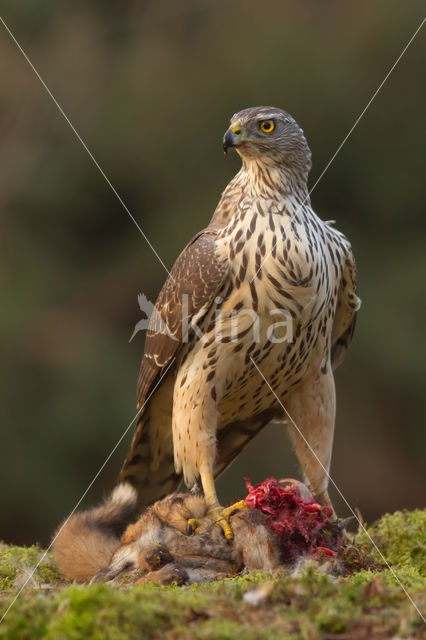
[117,229,229,504]
[331,245,361,371]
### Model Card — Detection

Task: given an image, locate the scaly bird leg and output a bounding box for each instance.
[198,471,246,540]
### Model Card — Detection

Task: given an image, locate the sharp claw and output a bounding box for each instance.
[187,518,198,535]
[222,499,247,519]
[223,525,233,540]
[207,500,248,540]
[216,517,233,540]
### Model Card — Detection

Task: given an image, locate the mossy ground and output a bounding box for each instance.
[1,510,425,639]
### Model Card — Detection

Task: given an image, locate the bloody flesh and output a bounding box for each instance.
[244,477,342,560]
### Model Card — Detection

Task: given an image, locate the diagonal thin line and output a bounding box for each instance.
[308,15,425,197]
[0,357,176,624]
[250,356,426,623]
[0,15,173,281]
[250,15,426,284]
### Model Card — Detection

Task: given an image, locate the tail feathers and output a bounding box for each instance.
[52,483,137,583]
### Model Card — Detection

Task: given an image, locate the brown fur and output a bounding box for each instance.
[51,483,137,582]
[52,484,283,584]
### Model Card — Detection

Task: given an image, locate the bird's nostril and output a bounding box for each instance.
[234,129,241,136]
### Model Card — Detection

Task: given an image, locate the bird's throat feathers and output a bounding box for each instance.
[211,157,310,230]
[239,156,309,199]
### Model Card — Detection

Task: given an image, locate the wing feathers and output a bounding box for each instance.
[118,229,229,502]
[137,229,228,408]
[331,246,360,370]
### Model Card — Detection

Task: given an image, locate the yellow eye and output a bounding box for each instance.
[260,120,275,133]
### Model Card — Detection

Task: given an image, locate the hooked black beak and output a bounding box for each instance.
[223,128,240,154]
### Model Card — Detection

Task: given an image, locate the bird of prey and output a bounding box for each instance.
[118,106,360,537]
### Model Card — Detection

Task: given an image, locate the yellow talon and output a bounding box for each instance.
[200,471,248,540]
[221,519,234,541]
[207,507,234,540]
[207,501,247,540]
[186,518,198,535]
[222,500,247,519]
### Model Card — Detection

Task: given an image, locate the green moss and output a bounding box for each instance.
[0,592,55,640]
[358,509,426,574]
[1,568,424,640]
[47,584,174,640]
[0,510,425,639]
[0,544,62,592]
[349,565,426,591]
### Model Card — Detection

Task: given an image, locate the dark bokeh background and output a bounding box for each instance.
[1,0,425,546]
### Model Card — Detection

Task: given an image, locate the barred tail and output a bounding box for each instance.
[51,483,137,583]
[117,405,182,509]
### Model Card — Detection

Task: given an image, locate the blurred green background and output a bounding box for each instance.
[1,0,425,546]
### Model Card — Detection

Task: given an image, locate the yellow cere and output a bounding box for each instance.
[231,123,242,135]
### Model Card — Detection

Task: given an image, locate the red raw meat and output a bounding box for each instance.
[244,477,342,561]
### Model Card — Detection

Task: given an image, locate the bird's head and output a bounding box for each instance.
[223,106,312,176]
